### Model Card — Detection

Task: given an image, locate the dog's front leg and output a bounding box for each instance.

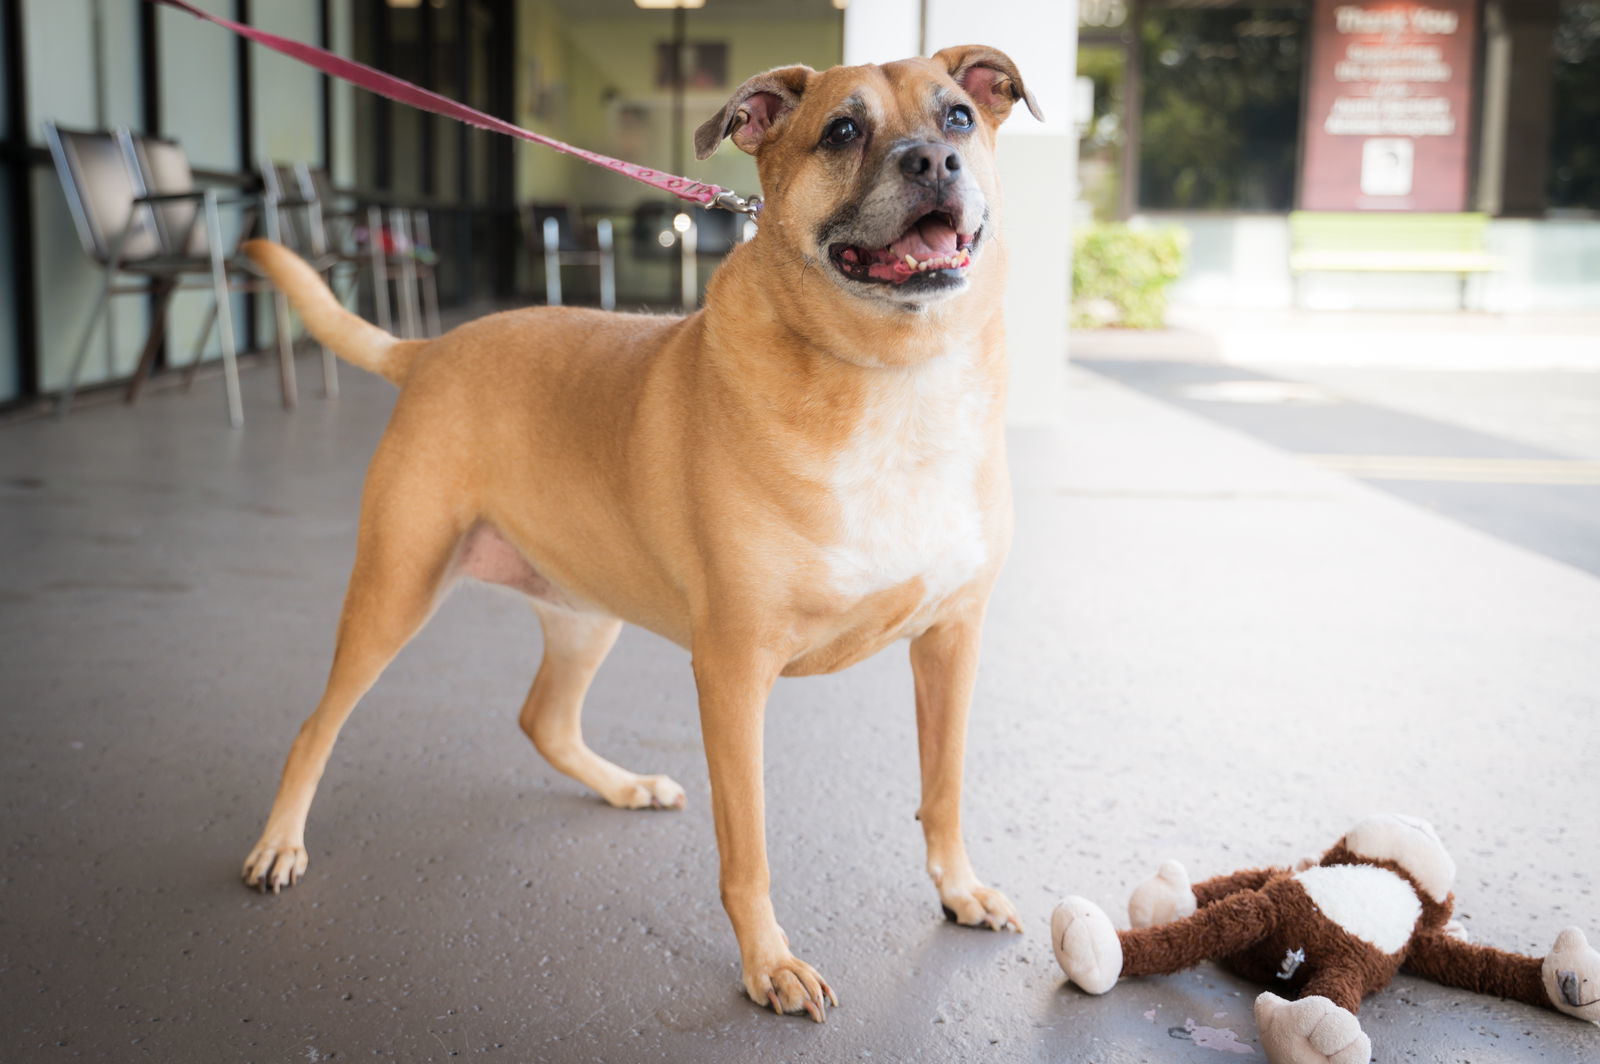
[692,641,837,1022]
[910,612,1022,932]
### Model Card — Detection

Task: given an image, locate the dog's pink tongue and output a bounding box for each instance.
[888,216,960,260]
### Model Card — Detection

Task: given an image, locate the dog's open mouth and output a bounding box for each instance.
[829,212,977,286]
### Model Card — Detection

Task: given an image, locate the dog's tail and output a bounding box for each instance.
[243,239,420,385]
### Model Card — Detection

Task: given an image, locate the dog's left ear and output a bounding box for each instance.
[933,45,1044,124]
[694,65,815,160]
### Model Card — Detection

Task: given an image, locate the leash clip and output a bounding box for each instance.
[711,190,763,217]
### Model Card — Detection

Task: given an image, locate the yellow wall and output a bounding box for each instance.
[515,1,842,209]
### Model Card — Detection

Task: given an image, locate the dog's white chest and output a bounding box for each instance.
[821,350,990,602]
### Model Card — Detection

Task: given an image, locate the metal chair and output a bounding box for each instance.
[124,130,300,414]
[298,166,437,339]
[631,201,751,309]
[526,203,615,310]
[45,122,288,426]
[259,160,340,396]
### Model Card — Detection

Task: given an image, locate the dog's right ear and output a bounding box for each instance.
[694,66,814,160]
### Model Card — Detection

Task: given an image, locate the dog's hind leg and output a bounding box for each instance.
[242,452,469,892]
[519,602,686,811]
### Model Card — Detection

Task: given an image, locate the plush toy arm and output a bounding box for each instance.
[1194,866,1283,908]
[1403,929,1546,1009]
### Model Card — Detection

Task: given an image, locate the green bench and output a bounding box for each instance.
[1288,212,1504,309]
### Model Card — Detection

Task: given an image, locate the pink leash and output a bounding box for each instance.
[150,0,761,215]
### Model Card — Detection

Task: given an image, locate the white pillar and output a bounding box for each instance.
[844,0,1077,428]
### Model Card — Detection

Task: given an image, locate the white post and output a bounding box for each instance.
[844,0,1077,429]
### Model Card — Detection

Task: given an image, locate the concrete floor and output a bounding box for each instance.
[2,354,1598,1063]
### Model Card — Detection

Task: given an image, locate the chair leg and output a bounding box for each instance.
[414,212,442,338]
[124,278,177,405]
[273,291,300,408]
[59,215,135,417]
[392,209,421,339]
[206,190,245,428]
[319,268,342,399]
[263,201,300,409]
[679,220,698,311]
[422,271,442,338]
[597,219,616,312]
[543,216,562,307]
[104,287,119,379]
[59,281,116,417]
[368,205,392,333]
[180,296,220,392]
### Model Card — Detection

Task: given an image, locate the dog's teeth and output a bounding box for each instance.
[904,254,918,269]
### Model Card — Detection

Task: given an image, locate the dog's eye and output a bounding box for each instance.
[946,105,975,132]
[821,117,861,148]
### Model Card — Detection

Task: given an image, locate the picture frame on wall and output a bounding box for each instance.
[655,41,728,90]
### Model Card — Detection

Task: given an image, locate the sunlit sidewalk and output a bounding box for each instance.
[1076,306,1600,371]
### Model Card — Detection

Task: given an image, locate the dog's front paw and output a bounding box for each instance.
[1128,859,1197,929]
[743,950,838,1023]
[1544,927,1600,1024]
[939,880,1022,932]
[603,773,686,811]
[242,834,308,893]
[1255,992,1371,1064]
[1050,896,1122,994]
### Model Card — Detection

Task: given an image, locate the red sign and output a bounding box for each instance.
[1299,0,1478,211]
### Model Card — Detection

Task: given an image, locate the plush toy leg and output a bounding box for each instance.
[1052,897,1123,994]
[1126,863,1282,929]
[1403,928,1549,1010]
[1255,992,1371,1064]
[1128,860,1197,929]
[1119,887,1277,978]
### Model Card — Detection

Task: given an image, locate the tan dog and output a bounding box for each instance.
[241,45,1041,1022]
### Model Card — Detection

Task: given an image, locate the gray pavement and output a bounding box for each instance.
[3,352,1599,1063]
[1076,357,1600,578]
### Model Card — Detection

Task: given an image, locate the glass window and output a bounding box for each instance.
[159,0,241,171]
[1077,42,1127,221]
[252,1,323,166]
[23,0,98,138]
[0,171,15,403]
[1138,3,1307,211]
[1550,1,1600,211]
[431,0,461,199]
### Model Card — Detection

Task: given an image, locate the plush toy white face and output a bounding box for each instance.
[1343,813,1456,902]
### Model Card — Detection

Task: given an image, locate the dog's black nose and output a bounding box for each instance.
[898,142,961,186]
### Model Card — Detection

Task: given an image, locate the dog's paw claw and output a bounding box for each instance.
[242,838,308,893]
[746,953,836,1022]
[940,884,1022,932]
[608,774,686,811]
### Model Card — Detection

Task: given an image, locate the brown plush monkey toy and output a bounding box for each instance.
[1051,814,1600,1064]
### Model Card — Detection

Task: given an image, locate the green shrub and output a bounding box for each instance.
[1071,224,1189,329]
